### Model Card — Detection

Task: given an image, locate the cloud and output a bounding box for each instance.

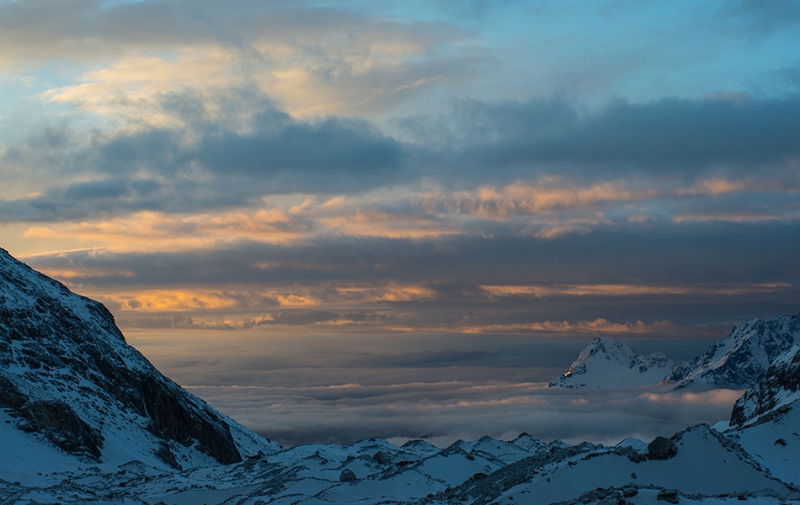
[401,96,800,181]
[5,92,800,229]
[126,322,738,447]
[188,381,745,447]
[481,282,793,298]
[0,0,480,119]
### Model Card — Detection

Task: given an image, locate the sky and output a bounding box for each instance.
[1,0,800,446]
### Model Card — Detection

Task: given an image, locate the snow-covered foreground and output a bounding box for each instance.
[2,416,799,505]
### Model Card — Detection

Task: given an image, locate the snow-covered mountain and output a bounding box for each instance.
[668,314,800,388]
[2,247,800,504]
[0,247,278,480]
[729,343,800,428]
[549,336,674,389]
[550,314,800,391]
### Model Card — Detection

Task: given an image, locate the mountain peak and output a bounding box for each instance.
[730,344,800,428]
[0,248,278,471]
[550,336,673,389]
[668,314,800,388]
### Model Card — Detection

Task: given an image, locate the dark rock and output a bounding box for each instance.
[154,442,181,470]
[0,248,247,466]
[657,489,679,503]
[671,315,799,389]
[730,345,800,428]
[774,438,787,446]
[339,469,357,482]
[140,375,241,465]
[372,450,392,465]
[648,436,678,460]
[0,374,28,410]
[20,400,103,458]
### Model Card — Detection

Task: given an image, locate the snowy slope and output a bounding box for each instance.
[729,344,800,428]
[668,314,800,388]
[724,345,800,487]
[435,425,795,505]
[0,247,279,480]
[549,337,674,389]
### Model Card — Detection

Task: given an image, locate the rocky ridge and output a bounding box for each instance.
[668,314,800,388]
[0,247,277,470]
[550,314,800,391]
[549,336,674,389]
[729,344,800,428]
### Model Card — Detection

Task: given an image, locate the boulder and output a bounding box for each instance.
[648,436,677,460]
[339,469,357,482]
[372,450,392,464]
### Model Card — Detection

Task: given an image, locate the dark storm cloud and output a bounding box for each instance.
[87,103,405,183]
[401,96,800,181]
[25,220,800,329]
[27,221,800,288]
[194,112,405,183]
[0,104,408,221]
[4,92,800,222]
[257,311,388,327]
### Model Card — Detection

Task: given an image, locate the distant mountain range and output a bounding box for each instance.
[550,314,800,390]
[1,247,799,504]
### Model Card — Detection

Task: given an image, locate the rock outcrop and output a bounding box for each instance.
[549,337,673,389]
[668,315,799,389]
[0,247,273,467]
[730,344,800,428]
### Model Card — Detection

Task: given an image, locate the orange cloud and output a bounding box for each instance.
[679,178,747,196]
[480,282,791,298]
[23,208,313,252]
[386,319,674,335]
[472,319,673,335]
[448,179,655,217]
[104,289,240,312]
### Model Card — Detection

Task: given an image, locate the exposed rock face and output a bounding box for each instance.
[668,315,800,388]
[339,469,357,482]
[372,450,392,464]
[647,436,677,460]
[20,400,103,458]
[549,337,673,389]
[0,247,245,466]
[730,345,800,428]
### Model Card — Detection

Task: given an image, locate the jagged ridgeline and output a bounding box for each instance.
[550,315,800,390]
[0,247,277,470]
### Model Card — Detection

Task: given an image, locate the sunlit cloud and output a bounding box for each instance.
[480,282,793,298]
[678,178,748,196]
[82,282,436,320]
[465,318,675,335]
[22,208,314,252]
[672,211,800,223]
[449,179,656,217]
[23,3,477,124]
[386,319,677,336]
